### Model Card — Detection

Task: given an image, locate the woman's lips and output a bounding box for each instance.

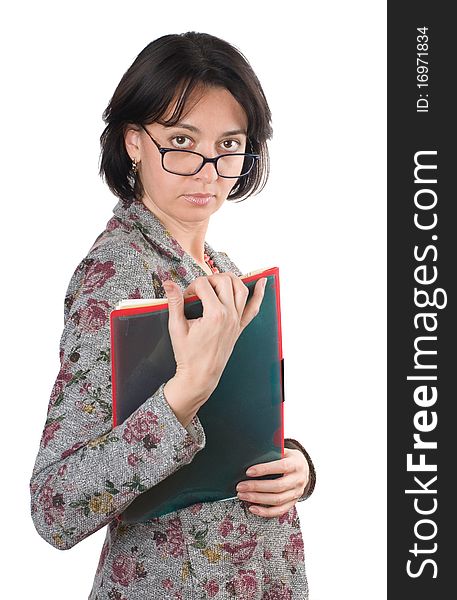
[182,194,214,206]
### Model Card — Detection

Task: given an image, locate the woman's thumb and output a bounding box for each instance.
[162,280,185,331]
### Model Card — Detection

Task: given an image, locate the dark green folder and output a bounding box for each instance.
[110,266,284,522]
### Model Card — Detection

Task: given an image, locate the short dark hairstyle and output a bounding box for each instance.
[99,32,273,203]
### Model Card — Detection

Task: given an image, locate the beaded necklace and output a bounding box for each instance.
[203,252,220,274]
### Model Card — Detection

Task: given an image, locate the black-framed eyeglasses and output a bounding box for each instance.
[140,124,260,178]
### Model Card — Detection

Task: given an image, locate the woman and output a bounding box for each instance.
[29,32,316,599]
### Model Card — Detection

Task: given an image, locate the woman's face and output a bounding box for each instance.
[124,85,249,226]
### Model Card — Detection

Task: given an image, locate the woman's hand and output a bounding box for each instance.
[236,447,310,518]
[162,273,267,401]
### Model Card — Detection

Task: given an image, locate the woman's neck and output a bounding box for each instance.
[140,196,209,264]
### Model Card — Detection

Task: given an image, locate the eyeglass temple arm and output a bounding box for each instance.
[140,124,162,151]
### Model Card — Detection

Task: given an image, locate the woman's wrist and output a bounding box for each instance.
[163,374,209,428]
[284,438,317,500]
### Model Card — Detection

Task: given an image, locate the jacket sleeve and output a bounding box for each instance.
[29,242,206,551]
[284,438,316,502]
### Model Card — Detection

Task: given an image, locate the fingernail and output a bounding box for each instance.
[246,467,256,475]
[261,278,267,289]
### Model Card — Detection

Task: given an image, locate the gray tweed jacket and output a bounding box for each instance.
[29,197,316,599]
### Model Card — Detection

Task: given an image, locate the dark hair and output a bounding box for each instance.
[99,32,273,203]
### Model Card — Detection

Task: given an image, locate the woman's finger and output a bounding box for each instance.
[214,271,250,317]
[246,498,297,519]
[180,275,234,315]
[201,272,245,315]
[239,277,267,332]
[238,473,294,495]
[245,455,293,477]
[238,486,299,507]
[183,273,265,327]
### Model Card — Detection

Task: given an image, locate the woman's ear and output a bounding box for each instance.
[123,125,141,161]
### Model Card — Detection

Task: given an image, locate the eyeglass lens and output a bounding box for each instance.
[163,152,255,177]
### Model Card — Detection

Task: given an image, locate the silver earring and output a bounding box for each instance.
[131,158,138,175]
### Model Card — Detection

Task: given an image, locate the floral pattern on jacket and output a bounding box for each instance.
[29,197,315,599]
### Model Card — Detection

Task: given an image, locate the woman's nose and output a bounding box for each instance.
[194,159,218,183]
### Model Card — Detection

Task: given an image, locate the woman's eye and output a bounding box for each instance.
[221,139,240,151]
[172,135,192,148]
[170,136,241,151]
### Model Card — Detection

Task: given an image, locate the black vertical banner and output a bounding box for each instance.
[389,2,455,597]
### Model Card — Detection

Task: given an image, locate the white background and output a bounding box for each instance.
[0,1,386,598]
